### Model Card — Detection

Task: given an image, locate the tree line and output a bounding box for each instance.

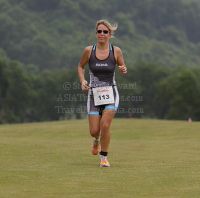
[1,0,200,123]
[0,56,200,124]
[0,0,200,71]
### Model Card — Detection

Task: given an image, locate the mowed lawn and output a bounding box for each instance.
[0,118,200,198]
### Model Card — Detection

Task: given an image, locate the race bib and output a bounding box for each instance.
[93,86,114,106]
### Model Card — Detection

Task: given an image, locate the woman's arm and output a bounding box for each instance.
[78,46,92,91]
[114,46,127,74]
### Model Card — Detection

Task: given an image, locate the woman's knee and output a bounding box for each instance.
[100,121,110,132]
[90,129,100,137]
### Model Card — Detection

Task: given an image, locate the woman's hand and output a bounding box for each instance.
[118,65,127,74]
[81,79,90,91]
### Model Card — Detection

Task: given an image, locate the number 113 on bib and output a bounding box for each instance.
[93,86,114,106]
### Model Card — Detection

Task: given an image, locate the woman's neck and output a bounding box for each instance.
[96,42,109,50]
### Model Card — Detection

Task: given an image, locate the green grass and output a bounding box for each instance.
[0,118,200,198]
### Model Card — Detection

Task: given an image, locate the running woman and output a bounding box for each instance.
[78,20,127,167]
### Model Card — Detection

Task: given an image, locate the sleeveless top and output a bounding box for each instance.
[88,44,116,88]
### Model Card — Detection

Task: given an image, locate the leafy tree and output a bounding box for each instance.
[1,60,33,123]
[156,66,200,120]
[0,57,9,123]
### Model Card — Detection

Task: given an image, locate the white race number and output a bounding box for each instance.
[93,86,114,106]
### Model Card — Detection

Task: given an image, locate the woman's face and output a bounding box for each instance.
[96,24,111,43]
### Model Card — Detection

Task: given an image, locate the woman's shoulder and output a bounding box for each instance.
[113,46,121,52]
[85,45,93,52]
[113,46,122,56]
[82,46,93,57]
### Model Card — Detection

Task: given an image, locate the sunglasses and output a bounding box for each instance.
[96,30,110,34]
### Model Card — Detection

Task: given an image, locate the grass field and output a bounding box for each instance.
[0,118,200,198]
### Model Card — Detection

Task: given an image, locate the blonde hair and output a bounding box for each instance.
[96,19,118,37]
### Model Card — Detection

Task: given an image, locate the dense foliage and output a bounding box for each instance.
[0,57,200,123]
[0,0,200,70]
[1,0,200,123]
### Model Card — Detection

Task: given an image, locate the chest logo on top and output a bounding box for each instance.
[96,63,108,67]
